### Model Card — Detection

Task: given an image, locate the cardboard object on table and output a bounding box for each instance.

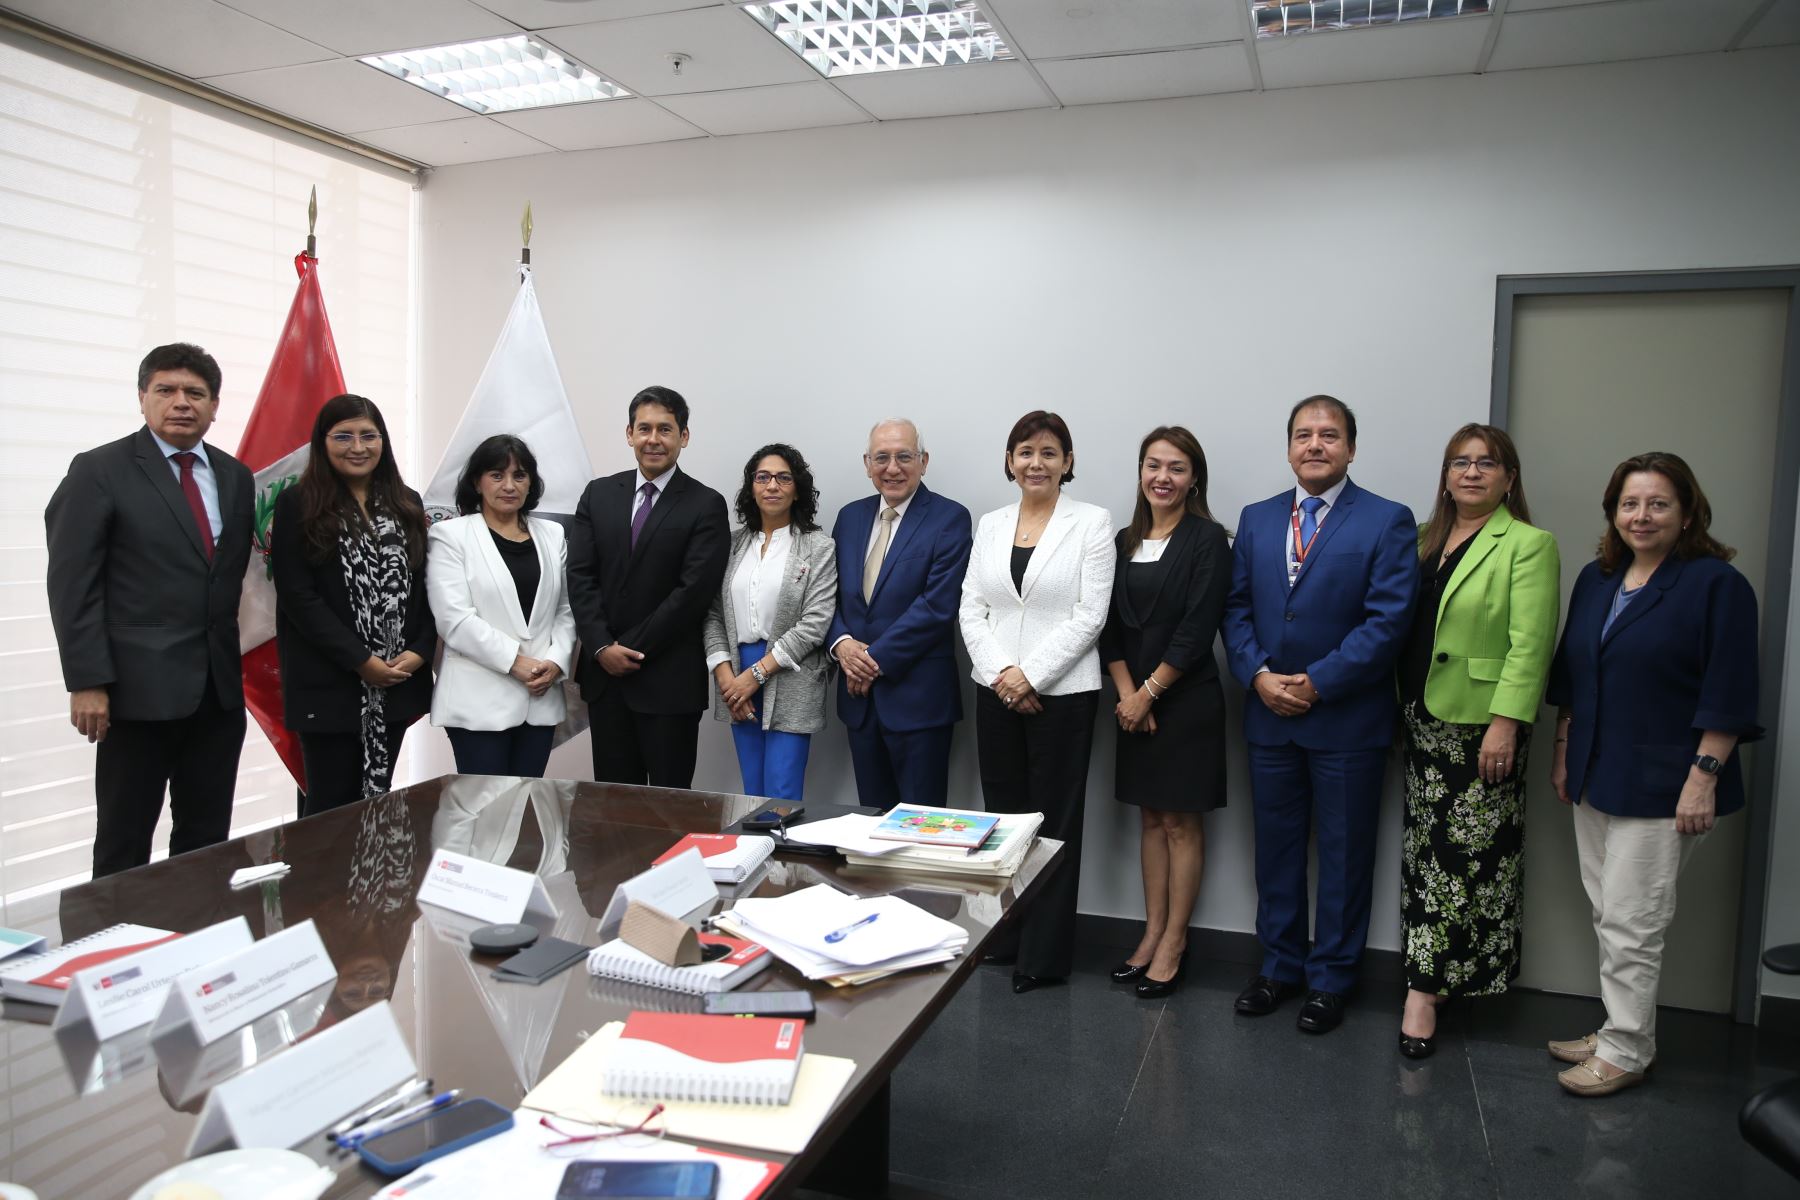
[620,900,702,967]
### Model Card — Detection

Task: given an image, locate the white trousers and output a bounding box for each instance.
[1571,800,1709,1073]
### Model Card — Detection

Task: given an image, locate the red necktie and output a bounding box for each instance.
[172,451,215,561]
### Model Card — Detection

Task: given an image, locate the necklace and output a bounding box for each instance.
[1016,510,1052,545]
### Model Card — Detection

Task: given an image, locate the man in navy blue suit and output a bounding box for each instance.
[1222,396,1418,1034]
[827,418,973,809]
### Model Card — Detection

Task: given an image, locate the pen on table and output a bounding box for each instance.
[337,1089,462,1147]
[824,912,880,943]
[328,1077,430,1139]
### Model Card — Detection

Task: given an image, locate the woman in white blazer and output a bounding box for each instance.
[427,435,577,777]
[958,410,1116,993]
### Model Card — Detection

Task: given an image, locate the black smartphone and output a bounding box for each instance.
[742,802,804,830]
[701,989,817,1019]
[355,1098,513,1176]
[556,1160,720,1199]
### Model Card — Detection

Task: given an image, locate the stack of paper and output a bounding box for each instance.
[713,884,967,987]
[822,811,1045,878]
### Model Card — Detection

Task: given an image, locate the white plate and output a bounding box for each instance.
[128,1149,334,1200]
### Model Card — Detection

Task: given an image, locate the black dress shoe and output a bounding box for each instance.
[1234,975,1301,1015]
[1109,959,1150,983]
[1296,990,1346,1034]
[1011,973,1066,995]
[1398,1031,1436,1059]
[1135,952,1187,999]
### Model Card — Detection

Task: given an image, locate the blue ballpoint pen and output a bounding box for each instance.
[824,912,880,943]
[337,1089,462,1147]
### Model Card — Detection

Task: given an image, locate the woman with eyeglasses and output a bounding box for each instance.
[272,395,434,816]
[426,434,576,779]
[704,444,837,800]
[1394,424,1558,1059]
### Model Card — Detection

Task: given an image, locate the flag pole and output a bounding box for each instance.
[306,184,318,259]
[520,201,532,273]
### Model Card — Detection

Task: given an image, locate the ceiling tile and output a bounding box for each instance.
[2,0,334,77]
[203,59,469,134]
[360,115,556,165]
[538,8,818,97]
[990,0,1244,59]
[468,0,717,30]
[832,61,1052,120]
[491,97,705,148]
[1486,0,1765,71]
[658,81,869,136]
[216,0,519,56]
[1035,45,1251,105]
[1740,0,1800,48]
[1256,15,1491,89]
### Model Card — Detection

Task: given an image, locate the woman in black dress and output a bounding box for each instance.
[1099,426,1232,998]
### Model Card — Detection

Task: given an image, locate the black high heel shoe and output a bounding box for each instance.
[1109,959,1150,983]
[1398,1031,1436,1059]
[1135,951,1188,1000]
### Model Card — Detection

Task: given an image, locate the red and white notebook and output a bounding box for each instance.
[601,1012,804,1105]
[654,833,776,884]
[586,932,773,995]
[0,924,179,1006]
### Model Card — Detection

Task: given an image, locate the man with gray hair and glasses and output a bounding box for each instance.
[827,419,973,808]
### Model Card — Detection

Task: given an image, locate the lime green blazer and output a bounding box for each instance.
[1421,506,1561,725]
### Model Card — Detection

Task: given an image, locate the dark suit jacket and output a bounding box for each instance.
[567,467,731,714]
[825,483,973,734]
[1099,513,1232,689]
[45,426,254,721]
[1221,477,1420,750]
[270,486,435,732]
[1546,555,1763,818]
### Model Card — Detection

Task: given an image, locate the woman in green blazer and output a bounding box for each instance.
[1396,423,1559,1059]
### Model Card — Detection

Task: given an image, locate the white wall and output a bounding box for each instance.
[410,47,1800,986]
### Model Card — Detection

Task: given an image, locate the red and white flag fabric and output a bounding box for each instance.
[237,252,346,787]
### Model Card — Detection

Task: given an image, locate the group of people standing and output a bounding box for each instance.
[47,346,1762,1103]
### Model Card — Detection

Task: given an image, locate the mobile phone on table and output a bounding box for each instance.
[556,1160,720,1199]
[743,802,803,830]
[354,1098,513,1176]
[701,989,816,1019]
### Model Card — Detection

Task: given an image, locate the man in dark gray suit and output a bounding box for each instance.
[46,343,255,877]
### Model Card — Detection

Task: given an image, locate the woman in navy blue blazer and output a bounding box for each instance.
[1545,452,1762,1098]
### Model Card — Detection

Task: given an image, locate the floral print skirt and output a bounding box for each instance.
[1400,699,1527,997]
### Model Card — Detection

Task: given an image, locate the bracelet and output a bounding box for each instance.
[1554,737,1568,744]
[750,663,768,686]
[1143,676,1165,698]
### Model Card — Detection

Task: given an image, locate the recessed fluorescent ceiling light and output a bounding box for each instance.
[741,1,1014,77]
[1252,0,1490,39]
[360,35,629,114]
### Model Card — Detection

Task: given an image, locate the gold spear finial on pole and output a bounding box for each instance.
[521,201,533,267]
[306,185,318,258]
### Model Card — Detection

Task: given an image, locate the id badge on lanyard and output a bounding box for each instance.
[1288,504,1322,587]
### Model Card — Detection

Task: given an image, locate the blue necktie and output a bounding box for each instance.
[1298,495,1324,550]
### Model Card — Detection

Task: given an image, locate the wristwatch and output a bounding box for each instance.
[750,663,768,686]
[1692,753,1723,775]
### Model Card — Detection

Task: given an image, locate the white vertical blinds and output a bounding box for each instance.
[0,40,415,917]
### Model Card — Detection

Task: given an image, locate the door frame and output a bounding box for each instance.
[1491,267,1800,1025]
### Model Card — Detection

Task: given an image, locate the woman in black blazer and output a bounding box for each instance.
[1098,426,1232,999]
[273,394,433,817]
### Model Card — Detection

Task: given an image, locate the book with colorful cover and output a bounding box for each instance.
[0,924,179,1006]
[653,833,776,883]
[0,927,46,964]
[867,805,1001,852]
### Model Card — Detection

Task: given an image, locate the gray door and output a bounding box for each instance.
[1506,287,1789,1012]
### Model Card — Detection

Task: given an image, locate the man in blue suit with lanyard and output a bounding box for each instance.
[828,418,973,809]
[1222,395,1418,1033]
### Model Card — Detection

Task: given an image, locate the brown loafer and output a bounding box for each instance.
[1557,1058,1645,1097]
[1547,1032,1598,1064]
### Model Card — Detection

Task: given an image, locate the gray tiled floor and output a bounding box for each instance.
[888,945,1800,1199]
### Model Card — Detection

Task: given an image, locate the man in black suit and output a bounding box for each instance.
[45,343,256,877]
[568,385,730,788]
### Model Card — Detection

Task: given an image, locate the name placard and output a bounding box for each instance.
[54,917,253,1041]
[187,1001,417,1155]
[597,848,717,942]
[152,920,336,1047]
[416,848,557,926]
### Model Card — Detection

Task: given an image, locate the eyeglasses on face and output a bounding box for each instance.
[1448,456,1500,475]
[866,452,918,468]
[753,472,796,487]
[328,431,384,448]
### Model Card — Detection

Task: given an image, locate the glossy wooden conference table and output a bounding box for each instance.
[2,775,1062,1200]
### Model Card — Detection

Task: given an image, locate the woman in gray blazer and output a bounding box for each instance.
[705,443,838,800]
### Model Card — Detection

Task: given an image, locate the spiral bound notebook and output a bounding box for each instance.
[586,932,773,996]
[601,1012,804,1106]
[652,833,776,884]
[0,924,178,1006]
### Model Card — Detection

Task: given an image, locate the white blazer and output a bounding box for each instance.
[427,514,577,731]
[958,494,1115,696]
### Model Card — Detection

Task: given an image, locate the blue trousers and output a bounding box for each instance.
[446,724,556,778]
[1247,741,1389,995]
[729,642,812,800]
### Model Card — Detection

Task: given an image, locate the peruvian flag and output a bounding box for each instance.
[237,252,346,787]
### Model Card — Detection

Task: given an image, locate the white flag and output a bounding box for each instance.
[423,266,592,520]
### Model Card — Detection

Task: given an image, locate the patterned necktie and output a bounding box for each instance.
[1298,495,1325,550]
[629,481,657,549]
[863,507,897,603]
[172,451,214,561]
